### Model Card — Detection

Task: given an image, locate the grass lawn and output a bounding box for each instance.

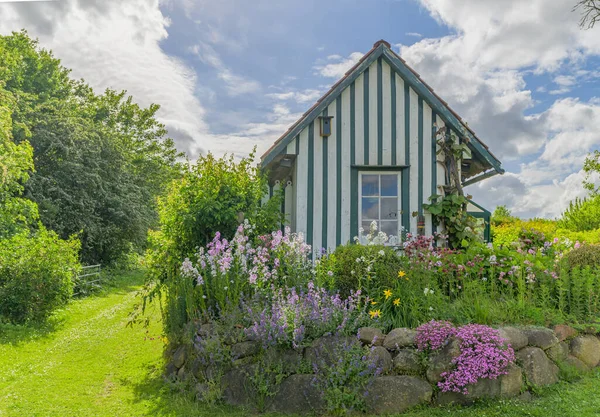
[2,271,600,417]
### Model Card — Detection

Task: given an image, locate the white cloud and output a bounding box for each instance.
[0,0,209,156]
[190,43,260,96]
[208,103,302,159]
[313,52,363,78]
[401,0,600,217]
[406,32,423,38]
[266,89,323,104]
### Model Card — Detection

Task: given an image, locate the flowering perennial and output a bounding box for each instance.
[416,320,515,394]
[244,282,366,348]
[415,320,456,351]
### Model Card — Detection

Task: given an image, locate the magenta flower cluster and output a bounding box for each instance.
[416,320,515,394]
[415,320,456,351]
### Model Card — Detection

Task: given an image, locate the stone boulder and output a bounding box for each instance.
[393,349,422,375]
[524,328,559,350]
[269,374,325,414]
[304,335,360,367]
[383,328,416,350]
[172,346,187,368]
[264,348,304,374]
[500,364,523,398]
[553,324,577,342]
[497,327,528,350]
[516,347,559,386]
[426,338,460,383]
[365,376,432,414]
[221,367,255,407]
[358,327,385,346]
[436,365,522,405]
[570,335,600,368]
[230,341,260,360]
[546,342,569,363]
[565,355,590,372]
[368,346,393,373]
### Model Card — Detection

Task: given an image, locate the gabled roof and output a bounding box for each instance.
[261,40,504,183]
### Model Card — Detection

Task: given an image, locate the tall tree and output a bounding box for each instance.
[0,31,184,264]
[574,0,600,28]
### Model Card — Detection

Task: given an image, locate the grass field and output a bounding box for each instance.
[2,271,600,417]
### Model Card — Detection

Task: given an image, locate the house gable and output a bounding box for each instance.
[262,40,504,182]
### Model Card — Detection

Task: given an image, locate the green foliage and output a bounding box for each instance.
[145,151,283,337]
[564,244,600,269]
[313,343,379,416]
[491,205,515,226]
[155,151,280,260]
[245,354,290,412]
[559,195,600,232]
[318,244,403,297]
[0,84,39,237]
[1,31,183,265]
[0,228,81,324]
[424,194,483,248]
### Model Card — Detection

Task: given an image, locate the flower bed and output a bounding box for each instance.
[160,222,600,415]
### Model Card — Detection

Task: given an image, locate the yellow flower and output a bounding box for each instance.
[369,309,382,319]
[371,301,377,305]
[383,289,392,299]
[393,298,401,306]
[398,270,406,278]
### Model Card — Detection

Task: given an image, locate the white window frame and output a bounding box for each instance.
[358,171,402,241]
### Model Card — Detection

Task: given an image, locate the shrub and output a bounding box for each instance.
[0,228,81,323]
[560,195,600,232]
[321,244,403,297]
[563,244,600,269]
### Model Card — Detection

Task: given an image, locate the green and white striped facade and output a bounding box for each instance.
[262,40,503,253]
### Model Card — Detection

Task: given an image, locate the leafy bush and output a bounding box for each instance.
[563,244,600,269]
[319,244,403,297]
[0,228,81,323]
[560,195,600,232]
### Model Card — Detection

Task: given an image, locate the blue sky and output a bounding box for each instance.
[1,0,599,219]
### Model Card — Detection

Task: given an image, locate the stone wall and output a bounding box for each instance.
[168,324,600,415]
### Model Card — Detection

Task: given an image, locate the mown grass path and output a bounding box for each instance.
[0,271,232,417]
[2,271,600,416]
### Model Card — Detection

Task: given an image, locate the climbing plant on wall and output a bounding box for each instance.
[423,126,483,249]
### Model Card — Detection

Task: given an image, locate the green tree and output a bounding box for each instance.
[1,31,184,264]
[491,205,514,226]
[0,84,38,237]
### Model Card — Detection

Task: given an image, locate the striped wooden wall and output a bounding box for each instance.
[278,57,450,253]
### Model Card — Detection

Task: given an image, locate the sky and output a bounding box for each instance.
[1,0,599,219]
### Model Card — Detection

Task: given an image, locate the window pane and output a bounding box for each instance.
[362,221,379,233]
[381,174,398,196]
[381,198,398,219]
[381,220,398,237]
[361,197,379,220]
[362,175,379,196]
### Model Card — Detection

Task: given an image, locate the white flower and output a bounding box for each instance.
[356,257,362,263]
[202,295,207,299]
[378,250,385,257]
[351,270,355,275]
[482,277,487,282]
[429,306,434,311]
[224,286,228,290]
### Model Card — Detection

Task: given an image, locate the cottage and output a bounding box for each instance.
[261,40,503,252]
